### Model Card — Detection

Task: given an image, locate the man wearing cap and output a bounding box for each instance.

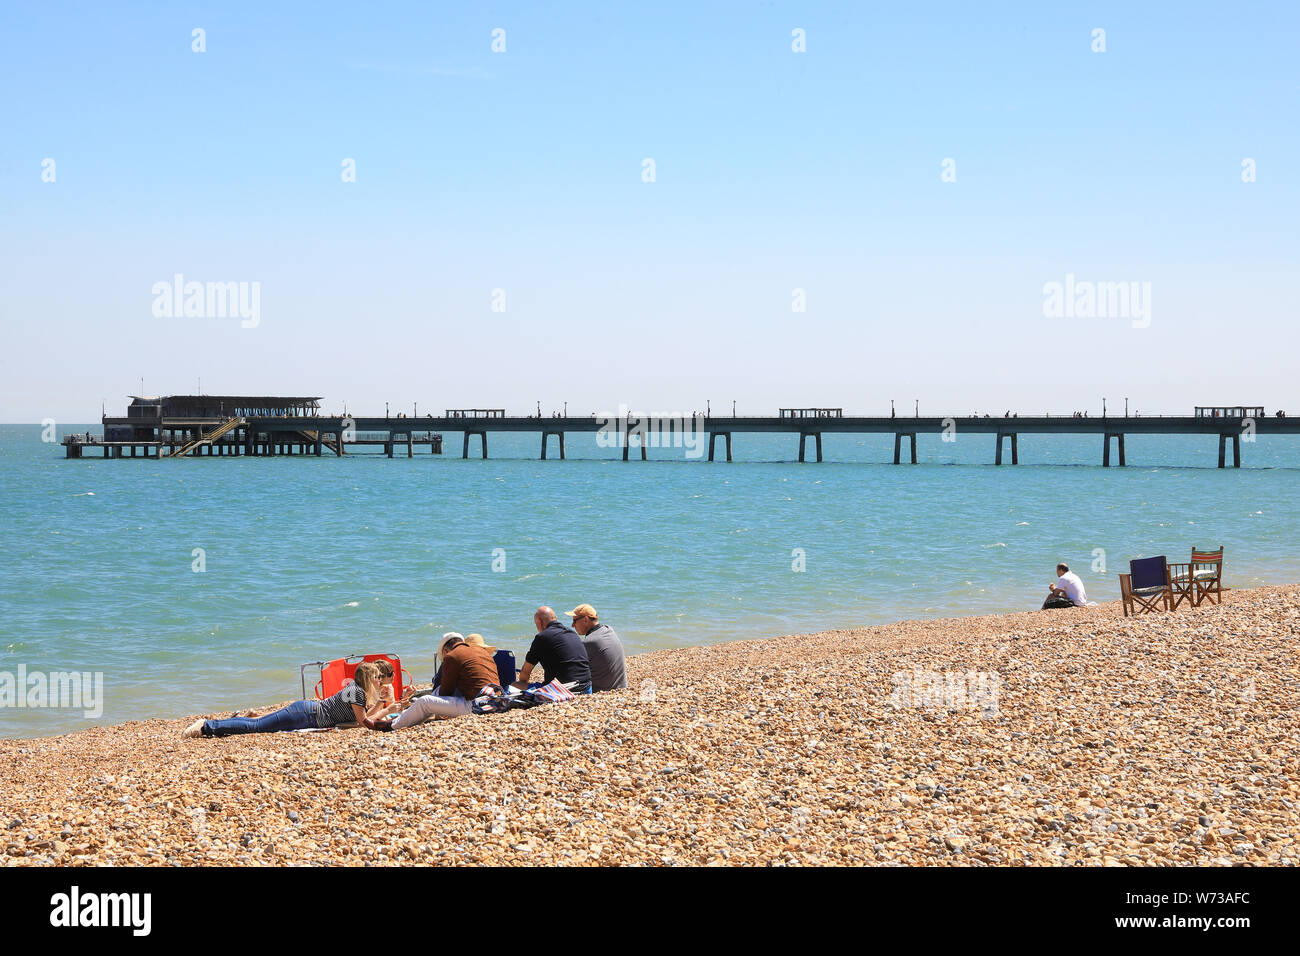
[514,606,591,693]
[568,603,627,692]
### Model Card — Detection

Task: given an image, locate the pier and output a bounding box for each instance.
[61,395,443,460]
[62,397,1297,468]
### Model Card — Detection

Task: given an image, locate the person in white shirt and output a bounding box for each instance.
[1043,563,1088,609]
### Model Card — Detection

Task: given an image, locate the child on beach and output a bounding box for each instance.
[371,658,413,715]
[181,662,391,738]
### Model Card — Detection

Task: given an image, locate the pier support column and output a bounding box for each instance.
[621,426,647,460]
[1222,433,1241,468]
[1103,433,1126,467]
[315,434,323,456]
[1011,433,1018,465]
[407,434,414,458]
[386,434,394,458]
[707,432,732,462]
[541,431,566,460]
[893,433,918,464]
[798,433,823,463]
[621,423,647,461]
[995,433,1018,465]
[462,432,487,459]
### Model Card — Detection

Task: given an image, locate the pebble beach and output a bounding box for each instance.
[2,585,1297,867]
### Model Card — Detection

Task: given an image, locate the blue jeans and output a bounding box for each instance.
[203,699,322,737]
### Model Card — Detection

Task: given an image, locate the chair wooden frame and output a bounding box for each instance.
[1190,546,1224,606]
[1167,562,1195,610]
[1119,555,1172,616]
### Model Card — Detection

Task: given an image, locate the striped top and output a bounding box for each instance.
[317,682,367,727]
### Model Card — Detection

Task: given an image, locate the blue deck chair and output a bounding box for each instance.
[1120,555,1170,616]
[493,649,518,687]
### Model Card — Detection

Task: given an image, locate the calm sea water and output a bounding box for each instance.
[2,423,1298,738]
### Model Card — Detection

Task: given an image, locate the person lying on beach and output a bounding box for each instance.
[371,633,500,730]
[182,662,390,738]
[513,606,592,694]
[1042,563,1088,609]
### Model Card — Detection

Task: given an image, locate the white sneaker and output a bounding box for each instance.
[181,719,206,739]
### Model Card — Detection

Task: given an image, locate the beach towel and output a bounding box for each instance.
[531,679,576,704]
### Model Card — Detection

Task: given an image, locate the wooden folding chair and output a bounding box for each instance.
[1167,562,1195,610]
[1119,555,1171,616]
[1190,546,1224,606]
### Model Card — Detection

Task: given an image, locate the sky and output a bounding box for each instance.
[2,1,1298,422]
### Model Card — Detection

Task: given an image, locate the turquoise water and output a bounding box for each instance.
[2,423,1298,738]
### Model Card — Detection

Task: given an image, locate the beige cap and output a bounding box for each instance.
[567,604,598,621]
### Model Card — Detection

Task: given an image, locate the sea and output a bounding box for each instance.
[2,423,1297,738]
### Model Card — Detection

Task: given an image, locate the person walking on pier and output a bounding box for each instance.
[514,607,592,693]
[568,603,627,692]
[1042,563,1088,610]
[182,663,390,738]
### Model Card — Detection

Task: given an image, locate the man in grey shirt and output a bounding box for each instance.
[567,603,627,691]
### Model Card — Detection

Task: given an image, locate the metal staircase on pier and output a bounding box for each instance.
[167,416,245,458]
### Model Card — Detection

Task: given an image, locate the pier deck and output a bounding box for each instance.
[63,401,1299,467]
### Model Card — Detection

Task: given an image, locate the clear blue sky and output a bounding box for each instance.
[2,1,1297,421]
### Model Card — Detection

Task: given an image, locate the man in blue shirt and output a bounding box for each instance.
[514,606,592,693]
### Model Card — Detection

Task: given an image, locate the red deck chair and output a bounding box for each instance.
[299,653,413,703]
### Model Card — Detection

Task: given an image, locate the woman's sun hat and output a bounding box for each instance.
[464,633,497,652]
